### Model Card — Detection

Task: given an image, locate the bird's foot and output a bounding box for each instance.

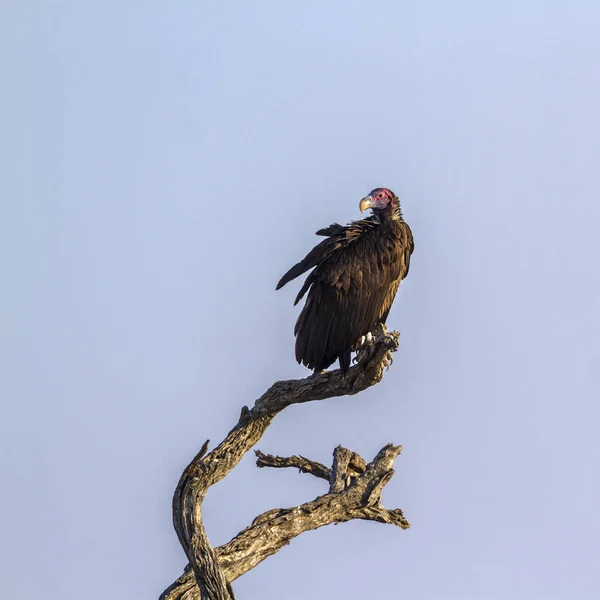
[310,369,329,377]
[353,331,375,364]
[382,350,394,371]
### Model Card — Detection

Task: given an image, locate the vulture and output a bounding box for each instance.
[276,188,414,375]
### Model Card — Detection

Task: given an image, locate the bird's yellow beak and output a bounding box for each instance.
[359,196,373,213]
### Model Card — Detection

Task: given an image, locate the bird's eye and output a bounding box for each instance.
[378,193,384,198]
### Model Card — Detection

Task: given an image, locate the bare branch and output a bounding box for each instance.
[163,444,409,599]
[250,330,399,417]
[330,445,353,492]
[255,450,331,481]
[161,330,403,600]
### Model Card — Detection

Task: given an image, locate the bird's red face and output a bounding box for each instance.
[359,188,397,214]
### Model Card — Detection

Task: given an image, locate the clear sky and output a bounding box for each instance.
[2,2,600,599]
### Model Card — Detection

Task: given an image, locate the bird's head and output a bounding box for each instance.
[359,188,399,218]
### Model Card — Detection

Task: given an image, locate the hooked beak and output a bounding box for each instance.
[359,196,373,213]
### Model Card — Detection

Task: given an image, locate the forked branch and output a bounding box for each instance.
[161,330,406,600]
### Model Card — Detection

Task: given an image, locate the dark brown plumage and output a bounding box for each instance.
[276,188,414,375]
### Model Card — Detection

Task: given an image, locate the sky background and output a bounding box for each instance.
[2,2,600,599]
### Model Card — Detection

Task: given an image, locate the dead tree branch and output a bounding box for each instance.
[161,330,407,600]
[255,449,331,481]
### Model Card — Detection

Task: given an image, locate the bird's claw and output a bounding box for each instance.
[382,350,394,371]
[353,331,376,364]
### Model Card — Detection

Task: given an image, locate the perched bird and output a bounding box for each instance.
[276,188,414,375]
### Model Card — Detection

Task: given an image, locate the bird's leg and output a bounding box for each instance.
[374,322,389,337]
[352,322,397,366]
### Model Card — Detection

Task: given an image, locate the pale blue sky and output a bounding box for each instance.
[2,2,600,599]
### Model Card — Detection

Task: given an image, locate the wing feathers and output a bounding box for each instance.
[278,216,413,374]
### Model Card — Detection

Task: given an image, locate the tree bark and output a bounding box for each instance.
[161,330,408,600]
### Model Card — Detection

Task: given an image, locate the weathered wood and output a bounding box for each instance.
[161,330,406,600]
[330,445,353,492]
[255,450,331,481]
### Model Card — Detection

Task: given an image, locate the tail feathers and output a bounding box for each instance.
[338,349,351,376]
[294,296,336,371]
[294,294,353,375]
